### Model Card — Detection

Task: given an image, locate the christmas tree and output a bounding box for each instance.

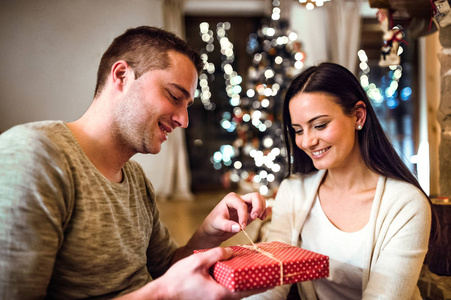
[200,2,306,197]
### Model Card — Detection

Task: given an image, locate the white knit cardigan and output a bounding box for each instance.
[246,169,431,300]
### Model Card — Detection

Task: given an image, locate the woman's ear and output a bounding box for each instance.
[354,100,367,130]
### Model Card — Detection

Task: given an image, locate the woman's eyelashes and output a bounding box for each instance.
[293,127,303,135]
[314,122,328,130]
[293,122,329,135]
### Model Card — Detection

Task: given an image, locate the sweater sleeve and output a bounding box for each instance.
[363,180,431,300]
[0,127,73,299]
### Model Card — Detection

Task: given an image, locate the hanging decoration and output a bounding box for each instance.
[431,0,451,28]
[368,0,437,40]
[377,9,408,67]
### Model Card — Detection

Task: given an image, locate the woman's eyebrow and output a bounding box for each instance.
[292,115,329,127]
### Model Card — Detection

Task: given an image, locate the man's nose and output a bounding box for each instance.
[173,106,189,128]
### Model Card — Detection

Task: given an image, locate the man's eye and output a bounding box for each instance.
[169,93,179,101]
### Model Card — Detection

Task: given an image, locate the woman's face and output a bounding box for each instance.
[289,92,361,171]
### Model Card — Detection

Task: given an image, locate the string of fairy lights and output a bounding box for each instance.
[357,47,412,110]
[196,0,306,196]
[297,0,331,10]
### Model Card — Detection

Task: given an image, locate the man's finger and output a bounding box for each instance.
[193,247,233,269]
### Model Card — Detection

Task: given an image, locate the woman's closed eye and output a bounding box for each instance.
[293,127,303,135]
[293,122,328,134]
[314,122,328,130]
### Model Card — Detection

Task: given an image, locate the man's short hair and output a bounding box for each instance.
[94,26,203,97]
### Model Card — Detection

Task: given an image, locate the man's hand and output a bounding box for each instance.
[119,247,266,300]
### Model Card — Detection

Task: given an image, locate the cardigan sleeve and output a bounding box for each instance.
[363,179,431,300]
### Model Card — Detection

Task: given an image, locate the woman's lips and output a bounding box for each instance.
[312,146,331,157]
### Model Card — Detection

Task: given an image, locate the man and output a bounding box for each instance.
[0,26,266,299]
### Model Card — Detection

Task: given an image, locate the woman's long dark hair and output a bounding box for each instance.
[282,62,438,246]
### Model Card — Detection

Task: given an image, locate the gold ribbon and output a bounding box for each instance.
[239,225,284,286]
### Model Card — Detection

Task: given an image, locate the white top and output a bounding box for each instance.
[301,195,368,300]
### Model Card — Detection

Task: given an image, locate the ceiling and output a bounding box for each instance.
[184,0,270,16]
[184,0,378,17]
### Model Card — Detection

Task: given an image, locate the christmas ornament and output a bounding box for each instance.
[431,0,451,28]
[378,9,407,67]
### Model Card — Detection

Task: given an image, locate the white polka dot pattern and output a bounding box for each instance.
[195,241,329,292]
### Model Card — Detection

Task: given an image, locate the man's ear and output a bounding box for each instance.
[111,60,132,91]
[354,100,367,128]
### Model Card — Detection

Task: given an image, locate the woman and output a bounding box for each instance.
[249,63,435,299]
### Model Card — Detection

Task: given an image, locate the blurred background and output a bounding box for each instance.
[0,0,442,199]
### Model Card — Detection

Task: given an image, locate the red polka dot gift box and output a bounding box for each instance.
[194,241,329,292]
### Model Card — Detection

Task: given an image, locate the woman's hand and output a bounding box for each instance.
[197,192,267,248]
[174,192,267,258]
[205,192,267,237]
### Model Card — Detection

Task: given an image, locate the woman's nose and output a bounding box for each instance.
[301,131,318,149]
